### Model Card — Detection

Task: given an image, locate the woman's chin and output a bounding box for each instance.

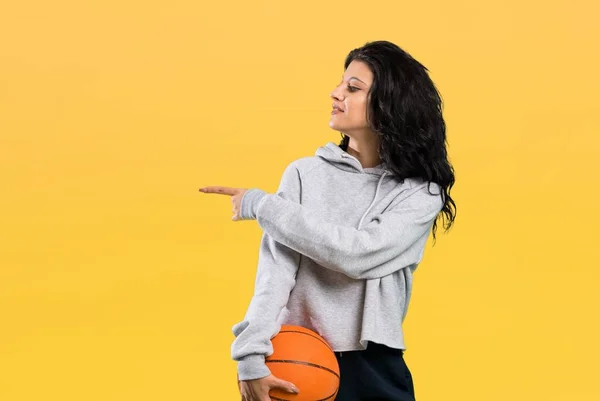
[328,119,342,130]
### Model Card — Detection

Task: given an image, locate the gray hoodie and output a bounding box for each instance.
[231,141,443,380]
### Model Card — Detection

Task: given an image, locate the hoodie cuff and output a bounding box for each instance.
[240,189,268,220]
[237,354,271,381]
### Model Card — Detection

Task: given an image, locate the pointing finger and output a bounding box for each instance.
[199,186,238,196]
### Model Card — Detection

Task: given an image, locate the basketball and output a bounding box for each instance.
[266,324,340,401]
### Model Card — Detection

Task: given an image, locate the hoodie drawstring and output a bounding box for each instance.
[329,146,388,231]
[357,172,387,230]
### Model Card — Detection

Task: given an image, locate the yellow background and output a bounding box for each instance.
[1,1,599,400]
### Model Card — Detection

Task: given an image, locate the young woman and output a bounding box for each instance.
[200,40,456,401]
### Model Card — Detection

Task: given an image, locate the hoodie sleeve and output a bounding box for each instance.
[240,170,443,280]
[231,163,302,381]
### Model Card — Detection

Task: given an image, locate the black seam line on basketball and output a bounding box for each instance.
[270,389,338,401]
[265,359,340,379]
[277,330,333,351]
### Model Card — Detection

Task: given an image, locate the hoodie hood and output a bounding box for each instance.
[315,142,390,176]
[315,142,391,230]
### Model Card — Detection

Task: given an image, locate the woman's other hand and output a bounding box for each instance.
[239,374,299,401]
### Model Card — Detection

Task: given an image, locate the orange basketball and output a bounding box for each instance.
[266,324,340,401]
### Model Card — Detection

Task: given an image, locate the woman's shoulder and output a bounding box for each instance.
[284,156,324,177]
[402,177,442,193]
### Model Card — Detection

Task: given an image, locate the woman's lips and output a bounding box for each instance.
[332,106,344,115]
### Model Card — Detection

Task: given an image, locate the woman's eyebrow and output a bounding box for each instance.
[348,76,367,85]
[342,77,368,86]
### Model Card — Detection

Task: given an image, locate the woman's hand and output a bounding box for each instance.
[239,374,299,401]
[199,186,248,221]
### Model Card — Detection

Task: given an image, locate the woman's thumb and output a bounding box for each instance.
[270,377,300,394]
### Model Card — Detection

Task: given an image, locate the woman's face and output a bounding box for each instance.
[329,60,373,135]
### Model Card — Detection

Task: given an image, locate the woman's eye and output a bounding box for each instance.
[347,85,359,92]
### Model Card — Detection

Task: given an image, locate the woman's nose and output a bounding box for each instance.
[330,86,344,101]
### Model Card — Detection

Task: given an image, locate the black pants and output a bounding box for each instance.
[334,342,416,401]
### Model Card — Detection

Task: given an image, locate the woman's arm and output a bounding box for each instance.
[240,166,443,280]
[231,164,302,381]
[231,232,300,380]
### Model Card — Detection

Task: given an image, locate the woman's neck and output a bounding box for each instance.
[346,136,382,168]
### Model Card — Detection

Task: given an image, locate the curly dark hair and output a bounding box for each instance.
[339,40,456,241]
